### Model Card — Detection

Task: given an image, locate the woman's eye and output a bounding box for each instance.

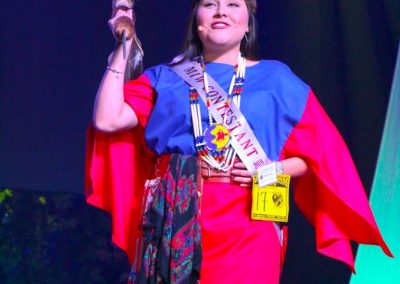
[228,2,240,7]
[202,2,216,7]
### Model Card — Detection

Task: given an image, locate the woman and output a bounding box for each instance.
[86,0,392,283]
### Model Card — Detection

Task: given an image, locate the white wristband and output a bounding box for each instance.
[276,161,284,174]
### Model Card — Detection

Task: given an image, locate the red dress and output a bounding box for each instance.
[200,182,281,283]
[85,61,392,282]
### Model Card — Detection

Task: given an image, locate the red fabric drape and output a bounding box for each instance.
[85,125,156,263]
[85,82,392,269]
[281,90,393,271]
[85,74,156,263]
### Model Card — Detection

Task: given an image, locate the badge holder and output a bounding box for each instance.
[251,164,291,223]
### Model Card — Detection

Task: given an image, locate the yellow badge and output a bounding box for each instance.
[251,173,290,222]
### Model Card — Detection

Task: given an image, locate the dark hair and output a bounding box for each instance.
[174,0,258,64]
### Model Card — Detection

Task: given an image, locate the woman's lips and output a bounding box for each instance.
[211,21,230,29]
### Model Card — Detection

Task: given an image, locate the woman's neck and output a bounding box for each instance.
[202,47,241,65]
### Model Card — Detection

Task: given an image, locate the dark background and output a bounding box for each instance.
[0,0,399,283]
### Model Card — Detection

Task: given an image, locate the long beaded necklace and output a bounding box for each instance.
[189,54,246,171]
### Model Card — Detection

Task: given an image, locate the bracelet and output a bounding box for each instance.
[106,66,126,78]
[276,161,284,174]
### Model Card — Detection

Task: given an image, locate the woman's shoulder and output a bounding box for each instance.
[252,59,310,90]
[143,62,170,76]
[253,59,295,75]
[142,62,178,86]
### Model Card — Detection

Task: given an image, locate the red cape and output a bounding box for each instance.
[85,90,392,269]
[85,125,156,263]
[280,91,392,271]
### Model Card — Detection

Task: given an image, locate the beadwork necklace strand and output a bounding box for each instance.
[189,53,246,171]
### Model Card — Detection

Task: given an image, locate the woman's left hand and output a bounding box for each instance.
[231,157,309,188]
[231,162,252,187]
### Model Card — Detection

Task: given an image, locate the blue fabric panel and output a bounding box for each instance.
[143,61,310,160]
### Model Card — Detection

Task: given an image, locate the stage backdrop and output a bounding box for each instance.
[0,1,399,283]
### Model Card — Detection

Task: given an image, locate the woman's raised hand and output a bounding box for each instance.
[92,3,139,133]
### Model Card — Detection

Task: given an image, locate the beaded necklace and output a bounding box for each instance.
[189,54,246,171]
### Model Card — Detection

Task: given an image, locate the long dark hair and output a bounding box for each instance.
[173,0,258,64]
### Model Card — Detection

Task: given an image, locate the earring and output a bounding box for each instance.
[244,33,249,42]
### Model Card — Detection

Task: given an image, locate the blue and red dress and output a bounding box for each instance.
[85,60,392,283]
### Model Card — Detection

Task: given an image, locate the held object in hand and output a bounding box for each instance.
[111,0,144,81]
[112,0,135,40]
[112,0,135,59]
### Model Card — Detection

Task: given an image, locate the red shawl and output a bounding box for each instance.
[85,77,392,269]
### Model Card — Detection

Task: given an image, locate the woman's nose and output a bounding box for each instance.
[214,4,227,17]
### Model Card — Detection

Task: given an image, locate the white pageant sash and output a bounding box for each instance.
[171,59,271,176]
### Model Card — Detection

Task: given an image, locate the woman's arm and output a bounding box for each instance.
[93,9,138,133]
[278,157,309,177]
[231,157,309,187]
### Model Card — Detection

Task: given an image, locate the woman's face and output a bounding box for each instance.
[196,0,249,53]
